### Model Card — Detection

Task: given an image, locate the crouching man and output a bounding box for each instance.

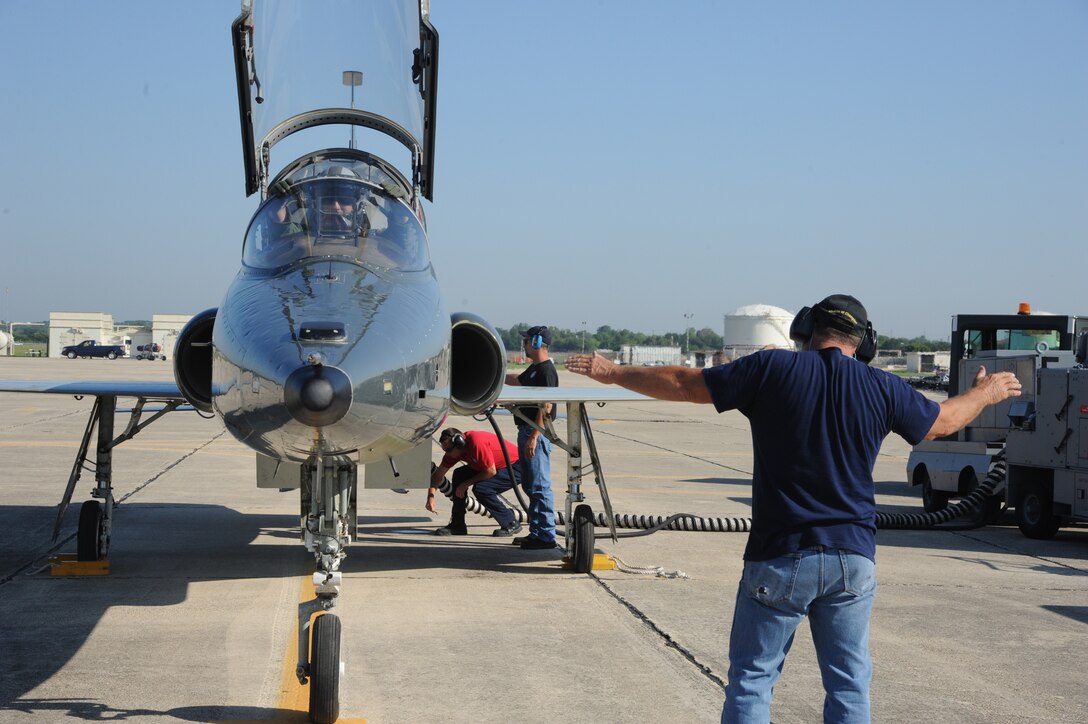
[426,427,523,537]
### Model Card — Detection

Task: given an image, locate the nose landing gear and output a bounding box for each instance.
[295,444,357,723]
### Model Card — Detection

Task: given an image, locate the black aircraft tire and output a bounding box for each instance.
[77,500,103,562]
[309,613,341,724]
[1017,486,1061,540]
[572,504,595,574]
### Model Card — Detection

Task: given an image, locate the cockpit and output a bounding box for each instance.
[242,154,429,272]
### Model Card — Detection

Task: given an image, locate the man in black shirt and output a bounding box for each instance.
[504,325,559,549]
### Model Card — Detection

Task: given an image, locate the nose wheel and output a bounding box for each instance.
[308,613,342,724]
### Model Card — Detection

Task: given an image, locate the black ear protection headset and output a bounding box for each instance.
[440,429,466,449]
[525,327,545,350]
[789,305,877,364]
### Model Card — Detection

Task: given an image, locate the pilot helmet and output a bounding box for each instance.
[313,166,364,238]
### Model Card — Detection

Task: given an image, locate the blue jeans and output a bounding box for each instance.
[722,548,876,724]
[517,425,555,542]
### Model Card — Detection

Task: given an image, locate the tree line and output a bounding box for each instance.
[497,324,950,354]
[4,321,951,353]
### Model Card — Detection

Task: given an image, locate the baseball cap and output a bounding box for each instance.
[521,325,552,346]
[814,294,868,335]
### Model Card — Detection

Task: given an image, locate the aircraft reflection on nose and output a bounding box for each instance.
[283,362,352,427]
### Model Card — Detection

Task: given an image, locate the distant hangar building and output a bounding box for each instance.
[48,312,121,357]
[722,304,796,358]
[47,311,194,358]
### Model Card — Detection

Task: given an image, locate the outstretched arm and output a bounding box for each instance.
[565,352,712,404]
[924,366,1022,440]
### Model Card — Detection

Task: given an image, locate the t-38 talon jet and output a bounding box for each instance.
[0,2,648,722]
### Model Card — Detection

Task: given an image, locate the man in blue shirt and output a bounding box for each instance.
[565,294,1021,723]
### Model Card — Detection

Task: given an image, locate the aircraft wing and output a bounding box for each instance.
[496,385,654,404]
[0,380,646,405]
[0,380,185,399]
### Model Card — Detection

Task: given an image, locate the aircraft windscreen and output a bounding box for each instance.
[247,0,425,168]
[243,162,429,273]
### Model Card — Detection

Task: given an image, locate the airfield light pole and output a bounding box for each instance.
[581,320,587,353]
[342,70,363,149]
[683,313,694,356]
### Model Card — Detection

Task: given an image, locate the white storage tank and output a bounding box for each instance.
[722,304,796,357]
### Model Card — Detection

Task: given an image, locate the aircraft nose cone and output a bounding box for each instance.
[301,377,335,411]
[284,364,352,427]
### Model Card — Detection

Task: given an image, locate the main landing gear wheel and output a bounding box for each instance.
[309,613,342,724]
[572,504,595,574]
[77,500,106,561]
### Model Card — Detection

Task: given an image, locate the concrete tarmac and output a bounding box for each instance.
[0,358,1085,723]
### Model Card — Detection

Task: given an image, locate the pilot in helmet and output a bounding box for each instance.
[314,165,365,239]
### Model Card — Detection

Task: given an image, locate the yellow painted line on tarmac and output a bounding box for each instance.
[278,576,319,718]
[275,576,366,722]
[213,575,365,723]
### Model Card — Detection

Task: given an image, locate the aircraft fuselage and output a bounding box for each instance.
[213,253,449,463]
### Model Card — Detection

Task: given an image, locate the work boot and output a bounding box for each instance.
[519,536,557,550]
[434,526,467,536]
[492,521,523,537]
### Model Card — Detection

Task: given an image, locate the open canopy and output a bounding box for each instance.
[233,0,438,200]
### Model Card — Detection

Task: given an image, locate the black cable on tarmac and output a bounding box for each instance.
[434,450,1009,535]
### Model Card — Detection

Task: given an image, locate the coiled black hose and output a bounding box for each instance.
[875,456,1006,529]
[437,451,1008,535]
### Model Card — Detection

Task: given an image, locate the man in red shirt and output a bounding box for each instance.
[426,427,523,537]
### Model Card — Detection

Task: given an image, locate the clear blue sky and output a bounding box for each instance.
[1,1,1086,340]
